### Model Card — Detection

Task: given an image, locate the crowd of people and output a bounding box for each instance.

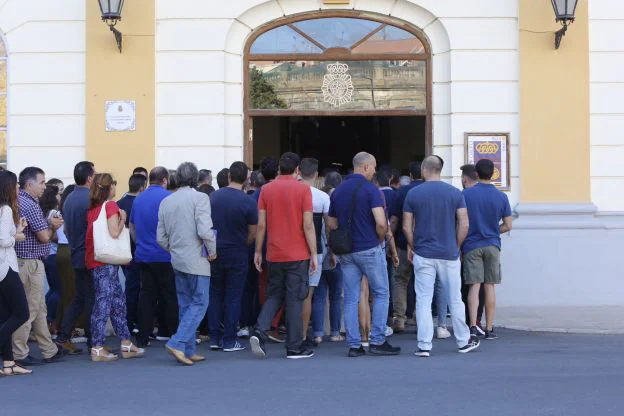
[0,150,512,374]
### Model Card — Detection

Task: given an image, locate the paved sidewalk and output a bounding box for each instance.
[497,306,624,334]
[2,329,623,416]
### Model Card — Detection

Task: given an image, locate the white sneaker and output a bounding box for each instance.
[155,336,171,341]
[385,326,394,337]
[436,326,451,339]
[237,327,250,338]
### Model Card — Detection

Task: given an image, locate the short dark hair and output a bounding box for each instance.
[73,161,95,186]
[299,158,319,179]
[322,171,342,193]
[216,168,230,188]
[475,159,495,181]
[250,170,265,188]
[460,164,478,182]
[19,167,45,189]
[376,169,390,187]
[167,170,178,190]
[132,167,148,177]
[149,166,169,184]
[408,161,422,179]
[128,174,147,193]
[197,184,215,196]
[279,152,300,175]
[260,157,279,181]
[229,162,248,185]
[198,169,212,184]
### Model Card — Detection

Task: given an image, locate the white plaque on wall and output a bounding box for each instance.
[105,100,136,132]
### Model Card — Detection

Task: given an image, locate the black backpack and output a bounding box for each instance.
[329,181,365,255]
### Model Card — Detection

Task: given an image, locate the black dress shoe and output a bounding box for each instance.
[43,350,65,364]
[15,355,44,367]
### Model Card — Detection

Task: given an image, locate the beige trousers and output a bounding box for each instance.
[12,258,59,360]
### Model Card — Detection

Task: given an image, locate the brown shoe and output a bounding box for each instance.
[56,340,83,355]
[391,322,405,334]
[165,344,193,366]
[189,354,205,362]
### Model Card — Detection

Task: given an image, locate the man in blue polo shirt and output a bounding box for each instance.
[207,161,258,352]
[130,167,178,348]
[328,152,400,358]
[463,159,512,340]
[403,156,480,357]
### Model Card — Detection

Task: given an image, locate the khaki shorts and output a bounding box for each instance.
[463,246,502,284]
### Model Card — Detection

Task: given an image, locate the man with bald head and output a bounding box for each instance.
[402,156,480,357]
[328,152,400,357]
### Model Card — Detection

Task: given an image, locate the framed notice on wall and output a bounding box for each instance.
[105,100,136,132]
[465,133,510,191]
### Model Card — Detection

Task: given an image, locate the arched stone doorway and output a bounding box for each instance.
[242,11,433,172]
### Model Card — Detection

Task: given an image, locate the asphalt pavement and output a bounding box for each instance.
[1,328,623,416]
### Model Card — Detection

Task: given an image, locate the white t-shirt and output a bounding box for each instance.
[0,205,19,282]
[311,186,330,257]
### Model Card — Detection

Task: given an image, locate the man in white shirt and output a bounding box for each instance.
[299,158,333,347]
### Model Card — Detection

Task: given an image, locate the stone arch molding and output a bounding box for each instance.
[224,0,452,152]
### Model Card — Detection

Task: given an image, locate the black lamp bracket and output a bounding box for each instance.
[555,20,571,50]
[103,18,122,53]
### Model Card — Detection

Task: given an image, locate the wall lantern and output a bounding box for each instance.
[98,0,125,53]
[551,0,579,49]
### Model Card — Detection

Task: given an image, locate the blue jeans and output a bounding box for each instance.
[167,271,210,358]
[340,245,389,348]
[413,254,470,351]
[44,254,60,323]
[312,264,343,337]
[207,253,248,348]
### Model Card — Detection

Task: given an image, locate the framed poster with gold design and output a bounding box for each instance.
[465,133,510,191]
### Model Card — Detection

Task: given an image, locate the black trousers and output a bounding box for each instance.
[58,268,94,342]
[137,262,178,343]
[256,260,309,351]
[0,269,29,361]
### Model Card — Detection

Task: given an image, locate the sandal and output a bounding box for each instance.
[2,363,33,376]
[91,347,118,362]
[121,343,145,359]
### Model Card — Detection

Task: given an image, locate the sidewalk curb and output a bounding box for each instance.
[499,325,624,335]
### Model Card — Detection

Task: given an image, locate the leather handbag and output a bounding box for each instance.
[329,181,365,255]
[93,201,132,265]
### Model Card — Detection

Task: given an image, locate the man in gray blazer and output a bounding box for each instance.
[157,162,216,366]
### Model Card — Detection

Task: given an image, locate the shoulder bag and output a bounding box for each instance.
[329,181,365,255]
[93,201,132,265]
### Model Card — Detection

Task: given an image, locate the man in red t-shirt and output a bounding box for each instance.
[250,152,317,359]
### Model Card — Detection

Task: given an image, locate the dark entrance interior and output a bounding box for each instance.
[252,116,426,173]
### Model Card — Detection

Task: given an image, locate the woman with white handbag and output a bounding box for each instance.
[85,173,144,362]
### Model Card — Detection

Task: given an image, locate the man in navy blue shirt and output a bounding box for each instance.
[130,167,178,348]
[207,162,258,352]
[389,161,423,333]
[117,173,147,334]
[463,159,512,340]
[328,152,400,357]
[56,161,95,354]
[403,156,480,357]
